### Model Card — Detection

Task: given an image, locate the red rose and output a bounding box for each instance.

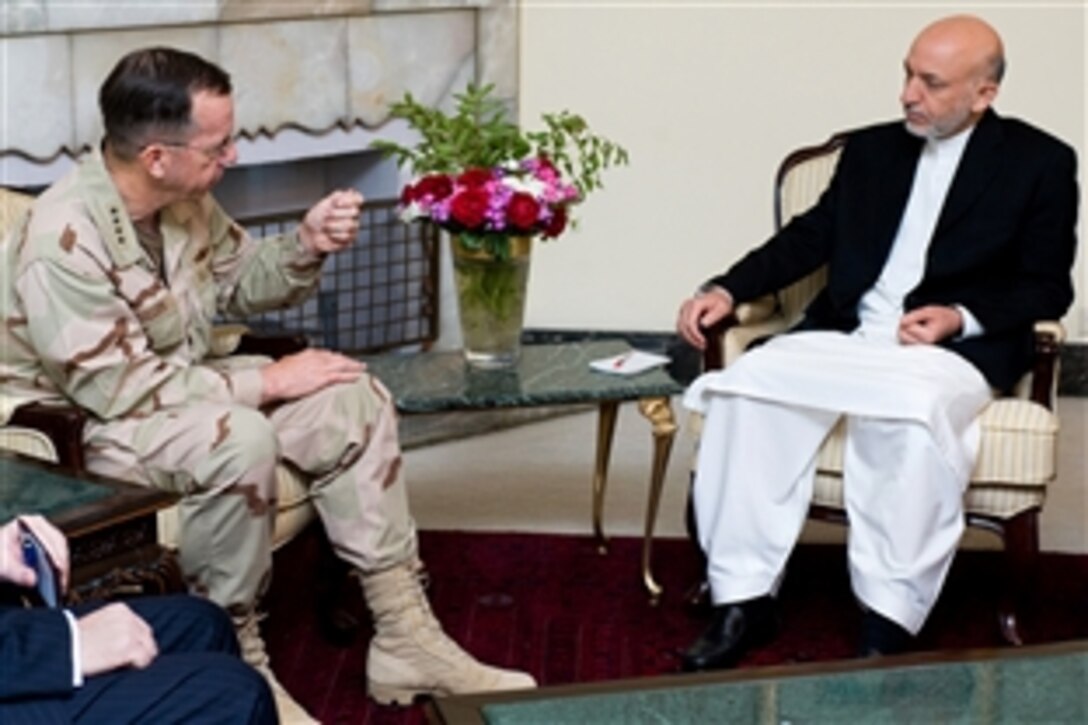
[414,174,453,201]
[449,188,490,229]
[542,206,568,238]
[506,192,540,231]
[457,168,493,188]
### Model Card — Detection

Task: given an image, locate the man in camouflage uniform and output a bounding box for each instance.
[0,47,534,720]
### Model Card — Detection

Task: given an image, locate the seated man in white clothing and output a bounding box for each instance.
[675,14,1077,669]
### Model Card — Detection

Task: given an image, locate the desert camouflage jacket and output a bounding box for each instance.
[0,149,324,423]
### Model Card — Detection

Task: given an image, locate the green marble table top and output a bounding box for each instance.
[0,455,112,522]
[361,340,684,413]
[475,642,1088,725]
[0,451,175,536]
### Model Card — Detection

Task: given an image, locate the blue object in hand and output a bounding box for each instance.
[19,522,61,608]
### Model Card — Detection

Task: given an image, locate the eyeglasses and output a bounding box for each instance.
[153,134,237,162]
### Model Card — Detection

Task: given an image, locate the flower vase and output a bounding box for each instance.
[451,235,532,368]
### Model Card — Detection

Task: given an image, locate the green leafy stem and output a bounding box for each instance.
[371,83,629,199]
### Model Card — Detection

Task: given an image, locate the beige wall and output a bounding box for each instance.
[518,2,1086,339]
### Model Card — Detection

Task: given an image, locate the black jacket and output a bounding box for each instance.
[710,109,1079,392]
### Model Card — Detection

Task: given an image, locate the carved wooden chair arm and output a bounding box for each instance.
[699,313,739,372]
[1030,324,1061,410]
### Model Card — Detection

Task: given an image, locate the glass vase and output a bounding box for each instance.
[451,235,532,369]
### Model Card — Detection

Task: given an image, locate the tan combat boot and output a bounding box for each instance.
[234,610,320,724]
[360,559,537,705]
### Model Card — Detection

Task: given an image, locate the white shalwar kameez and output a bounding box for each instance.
[685,127,993,634]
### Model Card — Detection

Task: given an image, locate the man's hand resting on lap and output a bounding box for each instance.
[260,349,366,404]
[78,603,158,677]
[898,305,963,345]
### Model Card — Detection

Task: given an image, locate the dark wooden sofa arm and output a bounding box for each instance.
[9,402,88,472]
[233,331,309,359]
[699,314,738,373]
[1030,329,1060,410]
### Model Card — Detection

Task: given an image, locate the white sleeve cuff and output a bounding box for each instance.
[63,609,83,687]
[955,304,984,339]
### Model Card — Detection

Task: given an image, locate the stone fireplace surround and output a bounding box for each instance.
[1,0,518,351]
[1,1,516,172]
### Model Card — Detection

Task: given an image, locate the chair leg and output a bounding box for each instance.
[996,508,1040,647]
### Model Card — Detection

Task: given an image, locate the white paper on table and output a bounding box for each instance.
[589,349,671,376]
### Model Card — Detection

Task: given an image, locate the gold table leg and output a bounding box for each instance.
[592,401,619,555]
[638,396,677,604]
[591,396,677,602]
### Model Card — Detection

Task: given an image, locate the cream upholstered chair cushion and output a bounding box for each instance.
[693,133,1065,645]
[0,187,316,552]
[0,190,55,461]
[0,427,59,462]
[0,186,32,229]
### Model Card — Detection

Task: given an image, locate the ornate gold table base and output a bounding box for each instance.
[591,396,677,603]
[360,340,684,603]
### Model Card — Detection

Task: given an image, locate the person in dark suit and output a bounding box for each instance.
[0,515,275,723]
[675,14,1077,669]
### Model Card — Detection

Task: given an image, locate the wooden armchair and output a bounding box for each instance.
[697,133,1065,646]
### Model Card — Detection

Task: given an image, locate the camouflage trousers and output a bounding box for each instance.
[82,363,416,611]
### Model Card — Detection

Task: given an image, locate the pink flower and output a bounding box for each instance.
[525,156,559,183]
[398,160,578,240]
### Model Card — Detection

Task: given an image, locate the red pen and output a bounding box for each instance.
[613,352,632,369]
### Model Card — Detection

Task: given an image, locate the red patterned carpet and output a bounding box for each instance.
[264,527,1088,724]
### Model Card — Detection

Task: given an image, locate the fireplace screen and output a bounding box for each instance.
[226,200,440,354]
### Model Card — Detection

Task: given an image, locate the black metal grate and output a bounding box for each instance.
[225,200,439,354]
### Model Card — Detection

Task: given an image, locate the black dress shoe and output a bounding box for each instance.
[681,595,778,672]
[859,610,914,657]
